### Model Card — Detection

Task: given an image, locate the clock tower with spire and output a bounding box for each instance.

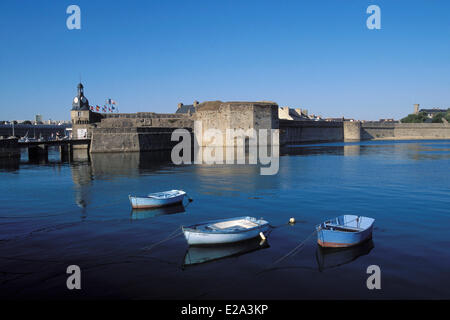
[70,82,95,139]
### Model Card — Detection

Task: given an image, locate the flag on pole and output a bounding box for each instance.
[96,105,100,111]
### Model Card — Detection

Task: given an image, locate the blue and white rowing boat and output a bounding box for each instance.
[316,215,375,248]
[128,190,186,209]
[182,216,270,246]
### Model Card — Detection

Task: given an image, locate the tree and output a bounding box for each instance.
[401,111,428,123]
[431,111,450,123]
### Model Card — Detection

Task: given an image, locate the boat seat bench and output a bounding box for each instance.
[324,223,363,232]
[209,219,259,230]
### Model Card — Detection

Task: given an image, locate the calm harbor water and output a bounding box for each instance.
[0,140,449,299]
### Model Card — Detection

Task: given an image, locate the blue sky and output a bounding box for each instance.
[1,0,449,121]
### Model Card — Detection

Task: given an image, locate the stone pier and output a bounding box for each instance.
[59,144,73,162]
[0,138,20,159]
[28,144,48,162]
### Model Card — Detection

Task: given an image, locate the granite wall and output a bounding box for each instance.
[361,122,450,140]
[90,127,192,153]
[279,120,344,144]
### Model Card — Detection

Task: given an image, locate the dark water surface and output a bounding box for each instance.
[0,140,449,299]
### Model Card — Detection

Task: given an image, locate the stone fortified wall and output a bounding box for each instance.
[343,121,361,141]
[279,120,450,145]
[90,114,193,153]
[361,122,450,140]
[194,101,279,146]
[89,101,280,152]
[75,99,450,154]
[279,120,344,144]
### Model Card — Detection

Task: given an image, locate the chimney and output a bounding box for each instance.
[414,104,420,115]
[177,103,183,110]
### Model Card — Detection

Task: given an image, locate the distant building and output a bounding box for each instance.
[414,104,448,118]
[325,117,345,122]
[379,118,396,122]
[419,108,449,118]
[278,107,309,120]
[176,101,198,114]
[35,114,43,123]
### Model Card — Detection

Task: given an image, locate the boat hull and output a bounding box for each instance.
[316,215,375,248]
[129,193,185,209]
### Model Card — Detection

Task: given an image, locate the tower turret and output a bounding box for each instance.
[72,83,90,111]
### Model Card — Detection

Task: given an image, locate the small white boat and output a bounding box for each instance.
[128,189,186,209]
[182,216,270,246]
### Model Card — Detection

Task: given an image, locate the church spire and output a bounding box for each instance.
[77,82,84,97]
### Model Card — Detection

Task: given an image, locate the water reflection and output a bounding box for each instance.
[72,148,90,162]
[343,145,360,156]
[0,157,20,172]
[131,203,186,220]
[315,239,374,272]
[182,238,270,268]
[68,140,450,208]
[90,151,174,177]
[71,161,93,210]
[282,140,450,160]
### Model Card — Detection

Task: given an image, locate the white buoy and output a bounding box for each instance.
[289,217,295,224]
[259,232,266,240]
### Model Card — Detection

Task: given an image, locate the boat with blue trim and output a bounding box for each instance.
[128,190,186,209]
[316,215,375,248]
[182,216,270,246]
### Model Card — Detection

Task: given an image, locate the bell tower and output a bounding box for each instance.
[70,82,92,139]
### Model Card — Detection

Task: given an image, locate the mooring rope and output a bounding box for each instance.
[141,226,183,252]
[269,229,317,267]
[267,216,361,268]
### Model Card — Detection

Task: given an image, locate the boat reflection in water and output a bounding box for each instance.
[131,203,186,220]
[315,239,374,272]
[183,238,270,268]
